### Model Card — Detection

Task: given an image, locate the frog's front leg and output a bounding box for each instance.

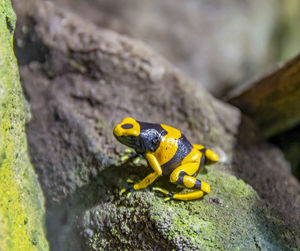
[120,152,162,198]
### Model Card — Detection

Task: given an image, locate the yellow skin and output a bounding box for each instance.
[114,117,218,201]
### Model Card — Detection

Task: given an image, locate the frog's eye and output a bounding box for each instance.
[121,124,133,129]
[152,136,160,145]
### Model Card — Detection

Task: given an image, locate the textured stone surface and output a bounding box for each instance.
[13,1,300,250]
[0,0,48,250]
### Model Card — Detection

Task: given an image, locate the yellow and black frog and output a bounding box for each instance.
[113,117,218,201]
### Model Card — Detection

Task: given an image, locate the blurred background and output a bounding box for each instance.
[47,0,300,97]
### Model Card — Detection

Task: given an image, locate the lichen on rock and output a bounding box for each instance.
[0,0,48,250]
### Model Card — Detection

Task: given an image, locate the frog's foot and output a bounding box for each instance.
[152,187,174,201]
[121,149,141,164]
[119,179,136,198]
[119,186,135,199]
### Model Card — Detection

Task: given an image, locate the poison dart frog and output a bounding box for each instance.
[113,117,218,201]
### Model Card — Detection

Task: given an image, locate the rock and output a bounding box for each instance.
[13,1,300,250]
[50,0,278,97]
[228,52,300,137]
[0,0,48,250]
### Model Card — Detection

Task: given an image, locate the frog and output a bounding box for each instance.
[113,117,219,201]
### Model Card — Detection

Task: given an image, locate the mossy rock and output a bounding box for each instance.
[0,0,48,250]
[82,166,298,250]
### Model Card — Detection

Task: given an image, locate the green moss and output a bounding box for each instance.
[83,159,298,250]
[0,0,49,250]
[146,167,297,250]
[84,160,298,250]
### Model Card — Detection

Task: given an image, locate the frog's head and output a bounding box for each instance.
[113,117,141,150]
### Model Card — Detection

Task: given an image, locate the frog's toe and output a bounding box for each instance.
[119,186,135,199]
[152,187,174,201]
[164,192,174,201]
[121,150,141,164]
[133,156,141,165]
[126,178,135,184]
[152,187,169,195]
[121,155,130,162]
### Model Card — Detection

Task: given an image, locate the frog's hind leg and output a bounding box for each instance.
[153,163,210,201]
[170,163,210,200]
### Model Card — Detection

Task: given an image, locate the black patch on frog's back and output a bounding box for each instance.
[161,134,193,175]
[138,122,167,153]
[138,122,167,136]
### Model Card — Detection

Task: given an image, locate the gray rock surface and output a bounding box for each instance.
[49,0,277,97]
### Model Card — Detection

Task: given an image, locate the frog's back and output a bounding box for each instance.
[160,132,193,175]
[147,123,193,175]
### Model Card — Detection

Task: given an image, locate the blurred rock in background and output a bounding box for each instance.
[48,0,278,97]
[16,0,300,97]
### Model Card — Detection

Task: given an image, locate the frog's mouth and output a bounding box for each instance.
[115,135,140,150]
